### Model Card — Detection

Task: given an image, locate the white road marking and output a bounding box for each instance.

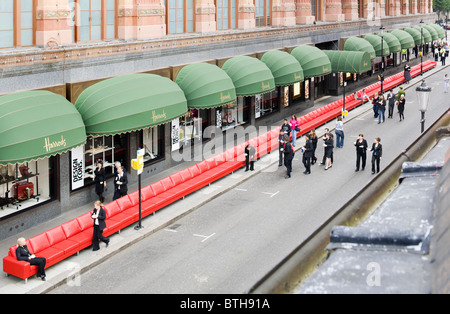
[193,233,216,242]
[261,191,280,198]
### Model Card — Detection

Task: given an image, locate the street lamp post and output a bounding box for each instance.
[420,19,424,76]
[415,79,431,133]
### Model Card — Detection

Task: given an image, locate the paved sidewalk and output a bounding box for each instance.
[0,58,446,294]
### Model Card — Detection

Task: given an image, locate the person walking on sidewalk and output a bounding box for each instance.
[114,166,128,200]
[244,144,256,172]
[404,64,411,84]
[94,160,106,203]
[372,92,380,118]
[278,128,286,167]
[283,135,295,179]
[91,201,110,251]
[301,134,313,175]
[444,74,449,93]
[370,137,383,174]
[323,133,334,171]
[320,129,333,165]
[377,95,386,124]
[335,116,344,148]
[290,115,300,147]
[354,134,368,172]
[387,89,396,118]
[309,129,318,165]
[397,94,406,121]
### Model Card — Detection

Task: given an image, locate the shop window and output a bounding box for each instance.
[255,89,280,119]
[172,109,210,151]
[139,126,165,165]
[282,86,290,107]
[0,157,57,219]
[217,98,250,131]
[71,134,128,191]
[293,82,302,100]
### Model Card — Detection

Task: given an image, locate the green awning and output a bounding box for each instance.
[364,34,390,57]
[0,91,86,165]
[390,29,415,50]
[261,50,304,86]
[404,27,422,45]
[376,32,401,53]
[75,73,188,136]
[175,63,236,109]
[423,25,439,41]
[343,37,376,60]
[290,45,332,78]
[428,24,446,39]
[221,56,275,96]
[322,50,372,74]
[413,26,432,43]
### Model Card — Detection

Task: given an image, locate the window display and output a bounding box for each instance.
[140,126,165,164]
[179,110,203,145]
[256,89,280,119]
[71,134,128,191]
[217,98,250,131]
[0,157,56,219]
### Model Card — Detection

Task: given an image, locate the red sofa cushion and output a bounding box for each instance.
[45,226,67,246]
[61,219,82,238]
[140,185,155,201]
[150,181,165,195]
[104,201,122,218]
[28,233,51,254]
[77,212,94,231]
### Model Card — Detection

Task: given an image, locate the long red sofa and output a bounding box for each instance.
[2,134,276,282]
[295,61,436,136]
[2,61,436,282]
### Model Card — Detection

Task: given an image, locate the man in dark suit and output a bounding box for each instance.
[301,134,313,175]
[16,237,46,281]
[244,144,256,172]
[92,201,110,251]
[113,166,128,200]
[283,135,294,179]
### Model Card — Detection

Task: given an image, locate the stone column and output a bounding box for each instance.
[272,0,297,27]
[324,0,345,22]
[195,0,217,33]
[295,0,315,24]
[237,0,256,29]
[342,0,359,20]
[35,0,72,47]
